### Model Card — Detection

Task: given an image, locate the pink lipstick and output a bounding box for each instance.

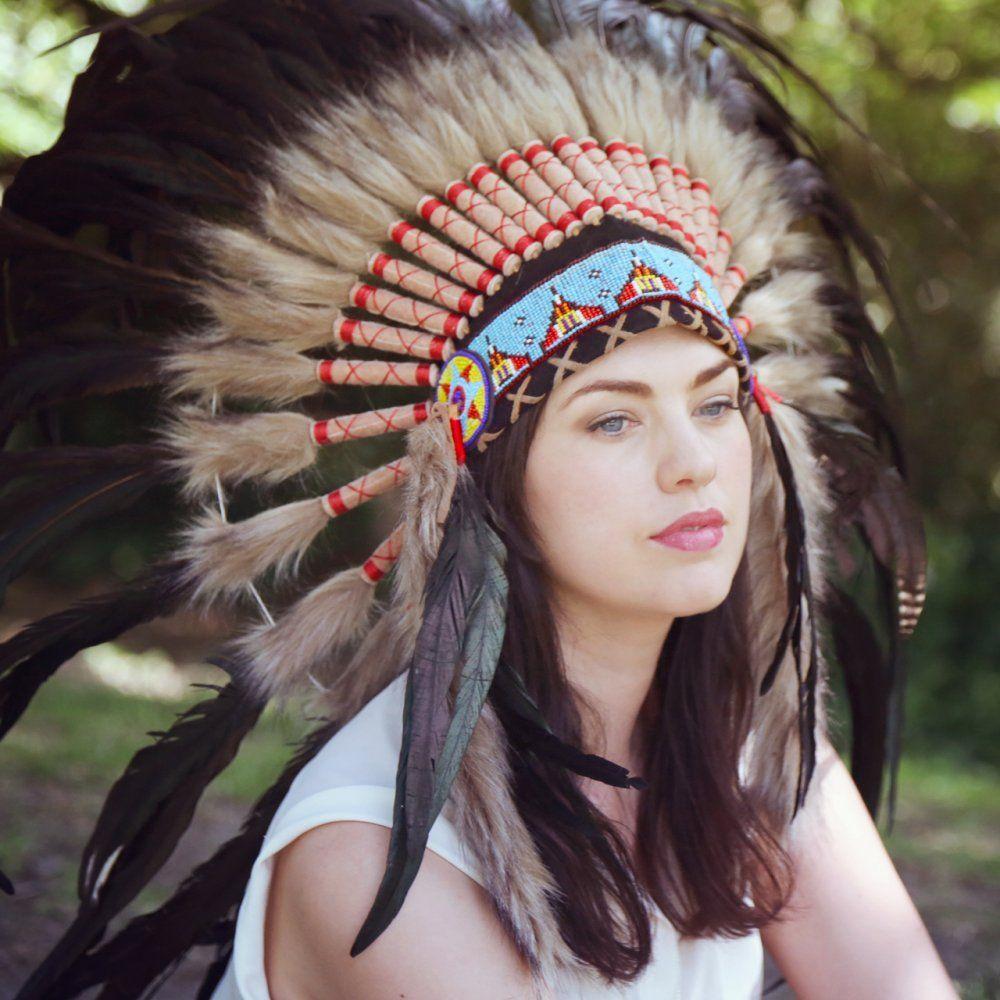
[651,508,725,552]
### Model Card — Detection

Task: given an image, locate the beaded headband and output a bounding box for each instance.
[439,227,754,455]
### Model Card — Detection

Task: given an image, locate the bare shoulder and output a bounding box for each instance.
[264,820,539,1000]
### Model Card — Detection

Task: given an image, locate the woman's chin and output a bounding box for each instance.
[647,572,736,617]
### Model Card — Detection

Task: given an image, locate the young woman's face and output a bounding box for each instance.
[523,325,753,625]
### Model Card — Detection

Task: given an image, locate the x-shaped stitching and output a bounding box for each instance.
[596,313,634,354]
[548,337,588,387]
[507,376,546,423]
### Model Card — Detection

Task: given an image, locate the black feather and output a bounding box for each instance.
[0,561,191,741]
[754,405,819,816]
[0,339,164,446]
[49,717,336,1000]
[821,585,891,817]
[807,412,927,633]
[0,441,169,484]
[351,467,505,957]
[492,657,648,789]
[0,453,169,602]
[12,678,265,1000]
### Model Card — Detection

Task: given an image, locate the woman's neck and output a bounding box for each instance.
[551,595,672,771]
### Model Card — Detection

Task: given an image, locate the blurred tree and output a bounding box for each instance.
[735,0,1000,764]
[0,1,148,183]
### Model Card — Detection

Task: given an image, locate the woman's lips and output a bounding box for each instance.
[653,525,724,551]
[651,508,725,551]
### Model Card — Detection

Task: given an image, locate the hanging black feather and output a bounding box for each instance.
[800,549,820,807]
[491,657,648,789]
[753,405,820,816]
[873,570,910,834]
[430,508,509,815]
[805,409,926,828]
[351,465,507,957]
[19,713,340,1000]
[756,407,805,699]
[821,584,891,817]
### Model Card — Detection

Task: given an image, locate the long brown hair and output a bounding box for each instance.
[467,397,796,984]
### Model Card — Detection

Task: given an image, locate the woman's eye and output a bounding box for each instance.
[589,414,633,436]
[700,399,739,419]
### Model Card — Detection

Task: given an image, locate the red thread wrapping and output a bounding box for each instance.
[753,380,784,415]
[448,404,466,465]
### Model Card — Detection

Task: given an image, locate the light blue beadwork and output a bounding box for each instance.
[436,238,753,447]
[469,240,739,397]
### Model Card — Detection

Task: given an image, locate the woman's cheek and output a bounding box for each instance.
[534,458,629,574]
[566,468,645,574]
[724,425,754,542]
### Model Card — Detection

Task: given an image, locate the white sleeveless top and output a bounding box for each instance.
[210,671,764,999]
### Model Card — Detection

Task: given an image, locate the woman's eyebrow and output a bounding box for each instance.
[689,358,738,389]
[561,378,652,409]
[561,359,737,409]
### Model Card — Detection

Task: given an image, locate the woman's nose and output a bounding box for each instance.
[653,417,718,493]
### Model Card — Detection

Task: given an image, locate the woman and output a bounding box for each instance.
[0,1,947,998]
[253,326,953,999]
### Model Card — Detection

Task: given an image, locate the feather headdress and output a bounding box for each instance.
[0,0,926,995]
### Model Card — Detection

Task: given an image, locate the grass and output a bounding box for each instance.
[2,667,310,800]
[884,754,1000,882]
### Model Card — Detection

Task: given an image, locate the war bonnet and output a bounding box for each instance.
[0,0,926,994]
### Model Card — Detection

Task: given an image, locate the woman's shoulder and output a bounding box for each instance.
[266,819,536,1000]
[264,669,484,883]
[214,669,495,999]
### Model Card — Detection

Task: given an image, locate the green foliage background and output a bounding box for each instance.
[2,0,998,766]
